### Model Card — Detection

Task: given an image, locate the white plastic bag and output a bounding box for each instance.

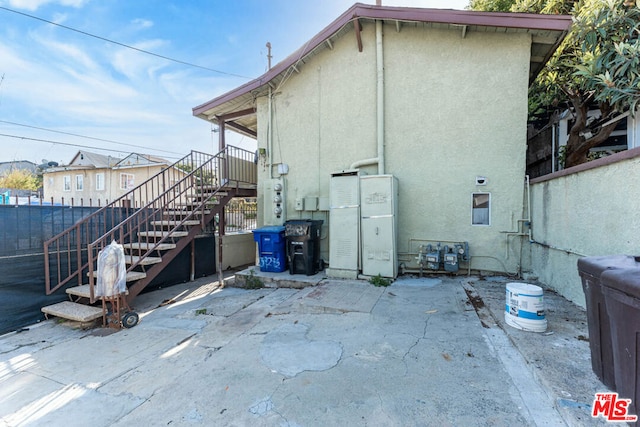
[96,240,127,297]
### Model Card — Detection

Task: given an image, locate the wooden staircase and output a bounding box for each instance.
[42,147,257,325]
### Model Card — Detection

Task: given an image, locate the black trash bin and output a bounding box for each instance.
[285,220,323,275]
[577,255,640,390]
[602,268,640,423]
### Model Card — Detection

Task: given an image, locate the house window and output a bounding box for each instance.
[472,193,491,226]
[120,173,134,190]
[75,174,84,191]
[96,173,105,191]
[63,175,71,192]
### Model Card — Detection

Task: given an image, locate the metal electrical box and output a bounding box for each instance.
[360,175,398,278]
[263,178,285,226]
[327,171,360,278]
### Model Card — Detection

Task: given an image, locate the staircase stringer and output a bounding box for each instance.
[125,190,236,304]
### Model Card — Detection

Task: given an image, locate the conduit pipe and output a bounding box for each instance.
[350,20,385,172]
[376,19,385,175]
[268,86,273,179]
[350,157,379,169]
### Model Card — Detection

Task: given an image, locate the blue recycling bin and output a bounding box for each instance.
[252,226,286,272]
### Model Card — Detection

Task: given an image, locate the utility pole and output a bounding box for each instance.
[266,42,272,70]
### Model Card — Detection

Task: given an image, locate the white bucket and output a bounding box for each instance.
[505,282,547,332]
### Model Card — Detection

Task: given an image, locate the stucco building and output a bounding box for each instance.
[193,4,572,279]
[43,150,177,206]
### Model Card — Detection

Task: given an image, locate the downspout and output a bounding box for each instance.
[376,19,385,175]
[551,123,556,173]
[268,86,273,179]
[350,19,385,173]
[526,175,532,243]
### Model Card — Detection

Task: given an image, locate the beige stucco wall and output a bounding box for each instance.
[215,232,256,270]
[256,21,531,273]
[44,165,167,206]
[528,152,640,307]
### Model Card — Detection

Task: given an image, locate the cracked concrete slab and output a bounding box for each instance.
[0,274,610,426]
[279,279,385,314]
[260,323,342,377]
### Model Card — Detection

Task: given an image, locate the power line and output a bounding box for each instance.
[0,133,184,159]
[0,119,185,156]
[0,6,254,80]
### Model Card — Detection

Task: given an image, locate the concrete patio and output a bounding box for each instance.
[0,271,611,426]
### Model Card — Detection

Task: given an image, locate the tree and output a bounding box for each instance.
[0,169,40,191]
[467,0,518,11]
[470,0,640,167]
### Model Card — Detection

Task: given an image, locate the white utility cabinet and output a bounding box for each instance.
[327,171,360,278]
[360,175,398,278]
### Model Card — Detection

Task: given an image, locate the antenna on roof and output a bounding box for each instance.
[266,42,272,70]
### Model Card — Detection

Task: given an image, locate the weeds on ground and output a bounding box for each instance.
[369,274,391,287]
[245,269,264,289]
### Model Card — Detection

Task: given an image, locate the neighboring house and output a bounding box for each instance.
[0,160,38,175]
[193,4,571,278]
[527,108,640,178]
[43,150,176,206]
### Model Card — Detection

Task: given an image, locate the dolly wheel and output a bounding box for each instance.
[122,312,139,328]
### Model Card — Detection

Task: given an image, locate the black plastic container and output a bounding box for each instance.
[601,268,640,424]
[285,220,323,275]
[577,255,640,390]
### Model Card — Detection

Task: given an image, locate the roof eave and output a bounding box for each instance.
[192,2,572,120]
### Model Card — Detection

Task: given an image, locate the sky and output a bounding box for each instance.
[0,0,469,166]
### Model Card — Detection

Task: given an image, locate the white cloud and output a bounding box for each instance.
[131,18,153,30]
[34,36,98,71]
[8,0,88,11]
[110,39,169,80]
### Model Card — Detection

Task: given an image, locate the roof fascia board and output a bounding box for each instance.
[192,2,572,117]
[353,4,572,32]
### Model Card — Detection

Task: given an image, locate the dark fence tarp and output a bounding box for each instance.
[0,205,215,335]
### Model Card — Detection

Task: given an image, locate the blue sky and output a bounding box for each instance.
[0,0,469,165]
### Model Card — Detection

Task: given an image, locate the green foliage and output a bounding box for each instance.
[369,274,391,287]
[573,0,640,114]
[195,308,207,315]
[0,169,40,190]
[467,0,517,11]
[472,0,640,166]
[245,269,264,289]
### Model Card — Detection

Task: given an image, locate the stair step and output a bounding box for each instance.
[175,201,219,208]
[125,242,177,251]
[125,255,162,265]
[163,210,210,216]
[42,301,103,322]
[196,184,220,191]
[138,231,189,238]
[151,220,200,227]
[89,271,147,281]
[67,284,132,299]
[66,284,92,299]
[189,191,227,199]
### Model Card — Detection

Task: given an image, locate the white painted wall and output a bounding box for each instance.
[528,149,640,307]
[256,21,532,274]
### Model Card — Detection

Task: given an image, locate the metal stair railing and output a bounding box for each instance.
[44,145,257,298]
